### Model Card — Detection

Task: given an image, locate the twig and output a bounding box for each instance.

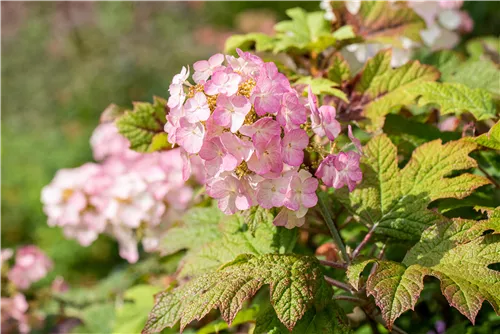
[319,259,347,270]
[324,275,353,292]
[478,165,500,189]
[317,192,350,265]
[351,223,379,259]
[332,295,365,304]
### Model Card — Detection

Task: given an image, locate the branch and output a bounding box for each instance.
[351,223,379,259]
[478,165,500,189]
[324,275,353,292]
[319,259,347,270]
[317,192,350,264]
[332,295,366,304]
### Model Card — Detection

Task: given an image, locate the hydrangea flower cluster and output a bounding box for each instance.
[165,50,362,228]
[42,122,197,263]
[1,246,53,334]
[321,0,473,67]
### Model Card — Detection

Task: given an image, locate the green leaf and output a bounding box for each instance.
[420,50,463,79]
[442,60,500,96]
[466,36,500,62]
[160,206,223,256]
[383,114,460,151]
[347,214,500,328]
[198,304,260,334]
[113,285,164,334]
[327,53,351,85]
[274,8,334,53]
[254,301,352,334]
[295,76,349,102]
[241,206,274,236]
[469,120,500,150]
[342,1,425,43]
[142,254,332,333]
[410,82,497,121]
[224,33,275,54]
[116,96,169,152]
[335,135,490,241]
[177,211,297,278]
[357,50,439,131]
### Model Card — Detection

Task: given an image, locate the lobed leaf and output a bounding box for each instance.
[410,82,497,121]
[342,1,424,43]
[335,135,490,241]
[116,96,169,152]
[254,301,352,334]
[177,210,297,278]
[142,254,332,333]
[469,120,500,150]
[358,50,440,130]
[348,213,500,328]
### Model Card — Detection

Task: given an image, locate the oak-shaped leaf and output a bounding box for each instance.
[354,49,439,130]
[341,1,424,43]
[469,120,500,150]
[142,254,332,333]
[254,300,352,334]
[160,205,297,278]
[116,96,169,152]
[347,212,500,328]
[410,82,497,121]
[335,135,490,241]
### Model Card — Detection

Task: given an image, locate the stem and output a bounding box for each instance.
[317,192,350,265]
[351,223,379,260]
[319,259,347,270]
[332,295,365,304]
[478,165,500,189]
[324,275,352,292]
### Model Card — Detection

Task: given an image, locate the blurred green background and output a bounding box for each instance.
[1,1,499,284]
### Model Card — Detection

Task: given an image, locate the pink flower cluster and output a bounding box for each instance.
[165,50,362,228]
[1,246,52,334]
[42,122,197,263]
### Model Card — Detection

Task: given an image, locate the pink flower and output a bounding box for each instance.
[284,170,318,215]
[184,92,211,123]
[172,66,190,85]
[175,118,205,154]
[111,225,139,264]
[165,105,184,144]
[220,132,254,164]
[205,114,225,140]
[226,48,263,77]
[348,125,363,153]
[8,246,53,290]
[251,74,288,116]
[273,207,306,229]
[204,70,241,96]
[90,123,141,162]
[281,128,309,166]
[199,137,238,177]
[167,83,186,109]
[193,53,225,83]
[277,92,308,130]
[248,135,283,175]
[459,10,473,33]
[438,0,463,9]
[239,117,281,145]
[104,173,165,228]
[209,174,251,214]
[1,293,30,334]
[213,94,251,132]
[308,87,341,140]
[316,152,363,191]
[1,249,13,265]
[256,175,290,209]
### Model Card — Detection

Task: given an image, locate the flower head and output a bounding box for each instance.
[163,52,359,227]
[316,151,363,192]
[8,246,53,290]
